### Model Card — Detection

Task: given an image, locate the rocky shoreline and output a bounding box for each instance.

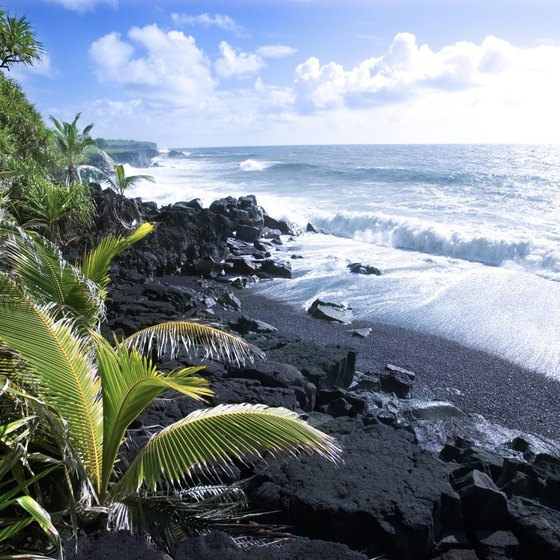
[68,190,560,560]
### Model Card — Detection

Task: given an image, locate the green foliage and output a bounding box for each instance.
[0,223,342,554]
[0,75,56,172]
[0,8,44,71]
[50,113,97,185]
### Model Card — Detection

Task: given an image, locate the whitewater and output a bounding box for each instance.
[129,144,560,379]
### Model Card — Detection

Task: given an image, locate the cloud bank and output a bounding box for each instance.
[86,27,560,145]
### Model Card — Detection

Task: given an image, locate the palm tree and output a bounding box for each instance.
[0,223,341,553]
[49,113,96,185]
[0,9,45,71]
[100,150,155,224]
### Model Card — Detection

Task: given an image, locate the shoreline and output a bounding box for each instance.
[229,283,560,441]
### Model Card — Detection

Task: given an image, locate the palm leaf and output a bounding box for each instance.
[94,335,212,498]
[79,222,154,296]
[2,228,103,325]
[122,321,265,366]
[109,483,249,554]
[0,275,103,497]
[113,404,342,497]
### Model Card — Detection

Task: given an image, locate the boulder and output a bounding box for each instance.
[379,364,416,398]
[347,262,382,276]
[307,299,352,324]
[252,416,455,560]
[452,470,509,530]
[508,497,560,560]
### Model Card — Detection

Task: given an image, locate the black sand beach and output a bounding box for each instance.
[232,286,560,442]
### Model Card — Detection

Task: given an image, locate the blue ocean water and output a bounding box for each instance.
[130,144,560,378]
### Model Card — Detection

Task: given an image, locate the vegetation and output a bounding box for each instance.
[0,7,44,71]
[0,9,342,557]
[99,150,155,224]
[0,219,341,556]
[50,113,97,185]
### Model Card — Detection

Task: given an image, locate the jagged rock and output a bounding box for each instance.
[473,530,520,560]
[347,262,382,276]
[257,338,356,389]
[252,416,455,560]
[316,388,367,417]
[379,364,416,398]
[508,497,560,560]
[228,315,278,334]
[174,531,369,560]
[226,360,316,411]
[260,259,292,278]
[307,299,352,324]
[452,470,509,530]
[263,214,295,235]
[306,222,319,233]
[116,204,232,277]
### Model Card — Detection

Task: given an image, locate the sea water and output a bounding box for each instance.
[129,144,560,379]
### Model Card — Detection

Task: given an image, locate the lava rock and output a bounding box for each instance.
[307,299,353,324]
[252,416,455,560]
[347,262,382,276]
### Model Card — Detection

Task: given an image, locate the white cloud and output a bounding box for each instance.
[171,12,240,34]
[215,41,265,79]
[47,0,116,12]
[89,25,215,109]
[81,30,560,146]
[257,45,297,59]
[292,33,524,112]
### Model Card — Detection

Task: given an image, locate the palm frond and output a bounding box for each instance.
[113,403,342,497]
[0,275,103,497]
[94,335,212,498]
[122,321,266,366]
[78,222,154,295]
[109,483,249,554]
[2,228,103,326]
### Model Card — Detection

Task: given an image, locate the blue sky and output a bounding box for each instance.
[5,0,560,147]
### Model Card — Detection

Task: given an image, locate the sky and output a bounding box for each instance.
[4,0,560,147]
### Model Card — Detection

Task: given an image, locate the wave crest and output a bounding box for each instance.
[239,159,275,172]
[312,212,560,275]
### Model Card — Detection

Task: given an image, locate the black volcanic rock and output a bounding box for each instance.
[252,416,456,560]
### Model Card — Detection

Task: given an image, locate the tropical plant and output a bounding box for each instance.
[49,113,97,185]
[0,223,342,554]
[16,178,94,244]
[0,8,44,71]
[0,410,62,558]
[99,150,154,225]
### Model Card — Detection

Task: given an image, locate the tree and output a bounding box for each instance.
[100,150,155,224]
[0,8,44,71]
[0,222,341,554]
[50,113,97,184]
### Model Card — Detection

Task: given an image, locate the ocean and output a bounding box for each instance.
[128,144,560,380]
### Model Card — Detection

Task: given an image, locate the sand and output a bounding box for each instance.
[232,286,560,442]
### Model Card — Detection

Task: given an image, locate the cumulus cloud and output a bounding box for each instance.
[47,0,116,12]
[257,45,297,59]
[215,41,265,79]
[89,25,215,109]
[171,12,240,34]
[82,29,560,145]
[292,33,525,112]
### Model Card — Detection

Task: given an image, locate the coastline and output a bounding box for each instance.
[231,284,560,441]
